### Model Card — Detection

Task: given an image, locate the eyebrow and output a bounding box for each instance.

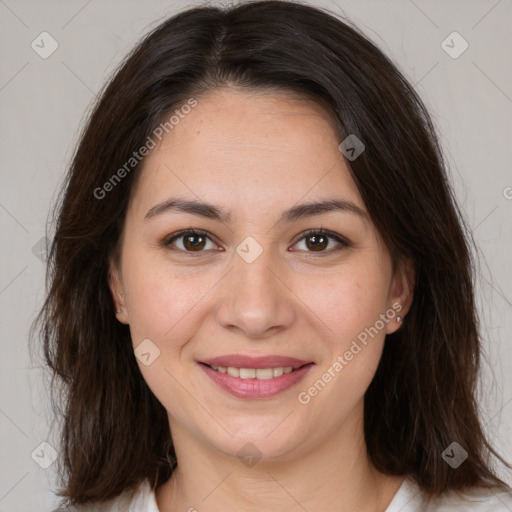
[144,197,368,223]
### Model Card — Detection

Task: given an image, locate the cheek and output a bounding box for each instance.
[122,252,218,351]
[122,258,211,414]
[293,257,391,406]
[293,261,392,346]
[296,272,389,422]
[125,274,177,343]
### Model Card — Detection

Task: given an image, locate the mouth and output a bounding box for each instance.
[197,357,315,399]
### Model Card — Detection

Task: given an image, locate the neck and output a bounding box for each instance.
[156,403,404,512]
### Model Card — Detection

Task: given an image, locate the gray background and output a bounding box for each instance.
[0,0,511,510]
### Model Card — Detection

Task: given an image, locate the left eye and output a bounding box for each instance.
[292,229,349,253]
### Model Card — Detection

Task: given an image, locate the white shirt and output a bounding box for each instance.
[62,476,512,511]
[385,476,512,511]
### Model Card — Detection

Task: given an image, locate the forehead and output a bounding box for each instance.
[128,89,364,218]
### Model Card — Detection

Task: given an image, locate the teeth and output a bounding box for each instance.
[240,368,256,379]
[226,366,239,377]
[210,365,296,379]
[273,367,283,377]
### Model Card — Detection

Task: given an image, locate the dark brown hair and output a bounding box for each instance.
[31,0,511,506]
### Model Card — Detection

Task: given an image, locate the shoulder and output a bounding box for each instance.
[50,479,157,512]
[428,485,512,511]
[386,477,512,512]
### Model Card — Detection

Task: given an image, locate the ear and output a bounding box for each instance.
[386,259,414,335]
[108,255,129,324]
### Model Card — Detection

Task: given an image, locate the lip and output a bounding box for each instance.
[198,360,315,399]
[199,354,312,369]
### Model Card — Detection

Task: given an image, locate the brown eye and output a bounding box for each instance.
[304,233,329,251]
[292,229,349,254]
[165,230,216,252]
[183,233,207,251]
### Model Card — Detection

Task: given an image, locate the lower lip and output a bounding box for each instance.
[199,363,314,399]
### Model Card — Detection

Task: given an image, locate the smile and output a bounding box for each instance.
[199,361,314,399]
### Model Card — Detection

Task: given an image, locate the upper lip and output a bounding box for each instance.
[199,354,313,369]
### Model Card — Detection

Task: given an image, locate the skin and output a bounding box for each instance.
[109,88,414,512]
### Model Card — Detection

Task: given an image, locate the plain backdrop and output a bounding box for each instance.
[0,0,511,510]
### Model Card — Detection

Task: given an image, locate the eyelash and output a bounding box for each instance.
[163,228,350,256]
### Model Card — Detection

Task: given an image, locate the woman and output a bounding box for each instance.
[35,1,512,510]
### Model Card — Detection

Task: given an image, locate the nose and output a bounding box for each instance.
[215,244,295,339]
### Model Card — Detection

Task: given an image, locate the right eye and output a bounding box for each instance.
[164,229,219,253]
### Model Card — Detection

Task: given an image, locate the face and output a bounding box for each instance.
[109,88,413,461]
